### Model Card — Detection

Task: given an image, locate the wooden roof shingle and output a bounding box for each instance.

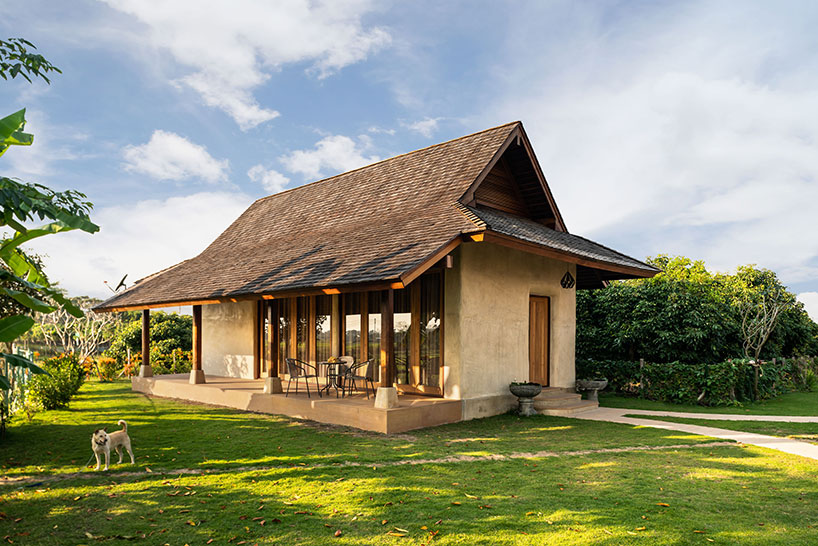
[95,121,657,311]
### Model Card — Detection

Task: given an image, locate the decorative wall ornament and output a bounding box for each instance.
[560,271,575,289]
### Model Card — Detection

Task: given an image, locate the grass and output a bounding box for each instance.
[630,415,818,446]
[599,390,818,416]
[1,381,817,544]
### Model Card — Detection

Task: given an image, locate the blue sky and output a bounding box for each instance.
[1,0,817,319]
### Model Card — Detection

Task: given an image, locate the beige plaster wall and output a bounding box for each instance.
[202,301,256,379]
[444,242,576,411]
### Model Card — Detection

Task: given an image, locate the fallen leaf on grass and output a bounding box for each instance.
[186,521,197,526]
[656,503,669,507]
[334,530,342,537]
[464,493,478,499]
[451,502,461,506]
[634,526,646,531]
[387,532,407,537]
[145,467,152,473]
[381,520,388,525]
[394,527,409,533]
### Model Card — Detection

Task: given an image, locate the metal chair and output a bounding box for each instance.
[285,358,322,398]
[343,359,375,399]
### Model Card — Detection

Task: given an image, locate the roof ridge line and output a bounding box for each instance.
[250,121,522,206]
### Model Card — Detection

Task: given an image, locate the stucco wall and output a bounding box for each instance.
[202,301,256,379]
[444,242,576,411]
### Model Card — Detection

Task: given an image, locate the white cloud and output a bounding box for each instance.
[798,292,818,322]
[122,130,229,183]
[403,117,442,138]
[488,2,818,288]
[279,134,380,180]
[102,0,390,129]
[247,165,290,194]
[29,191,253,298]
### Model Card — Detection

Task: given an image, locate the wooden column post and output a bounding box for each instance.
[189,305,205,384]
[263,300,283,394]
[375,288,397,409]
[139,309,152,378]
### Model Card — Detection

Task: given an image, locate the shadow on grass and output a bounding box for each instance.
[3,382,726,480]
[2,446,816,545]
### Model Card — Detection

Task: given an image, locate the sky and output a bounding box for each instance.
[1,0,817,320]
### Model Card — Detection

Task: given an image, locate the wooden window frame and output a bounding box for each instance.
[259,271,444,396]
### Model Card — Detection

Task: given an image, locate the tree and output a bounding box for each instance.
[577,255,816,363]
[37,296,121,361]
[0,39,98,395]
[730,266,795,360]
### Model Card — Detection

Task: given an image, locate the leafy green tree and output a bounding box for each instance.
[106,312,192,365]
[0,39,98,395]
[577,255,816,363]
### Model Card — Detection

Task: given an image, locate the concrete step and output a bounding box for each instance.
[533,394,584,409]
[536,387,578,399]
[538,400,599,417]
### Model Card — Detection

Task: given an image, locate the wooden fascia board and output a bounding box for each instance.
[481,231,658,278]
[95,298,223,313]
[94,279,409,313]
[399,237,462,287]
[459,125,521,205]
[515,124,568,232]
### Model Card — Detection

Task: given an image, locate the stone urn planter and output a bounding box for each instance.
[576,378,608,402]
[509,382,543,416]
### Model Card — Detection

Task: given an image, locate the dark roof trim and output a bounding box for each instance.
[458,124,568,232]
[480,230,658,278]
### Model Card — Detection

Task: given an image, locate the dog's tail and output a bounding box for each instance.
[118,419,127,432]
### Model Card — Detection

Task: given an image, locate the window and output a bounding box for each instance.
[296,297,309,362]
[393,288,412,385]
[344,293,363,362]
[368,292,382,382]
[315,295,332,363]
[420,273,442,388]
[277,299,290,371]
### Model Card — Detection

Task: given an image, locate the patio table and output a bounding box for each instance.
[319,361,348,397]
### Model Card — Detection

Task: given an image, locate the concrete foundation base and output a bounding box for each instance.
[263,376,283,394]
[189,369,206,384]
[139,365,153,378]
[374,386,398,409]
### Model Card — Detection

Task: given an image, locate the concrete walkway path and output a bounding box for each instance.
[611,409,818,422]
[576,407,818,461]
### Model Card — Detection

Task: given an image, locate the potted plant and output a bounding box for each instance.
[575,377,608,402]
[509,381,542,416]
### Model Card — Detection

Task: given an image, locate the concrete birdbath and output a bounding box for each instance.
[509,382,543,416]
[576,378,608,402]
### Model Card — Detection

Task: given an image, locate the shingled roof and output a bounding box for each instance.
[96,121,657,311]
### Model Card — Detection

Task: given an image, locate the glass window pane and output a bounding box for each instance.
[296,297,309,362]
[420,273,442,388]
[393,288,412,385]
[278,299,290,371]
[344,294,362,362]
[315,295,332,363]
[368,292,382,381]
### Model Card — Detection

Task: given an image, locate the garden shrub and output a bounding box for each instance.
[28,353,85,410]
[95,357,119,382]
[578,356,818,406]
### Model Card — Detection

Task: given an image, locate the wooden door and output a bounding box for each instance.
[529,296,550,386]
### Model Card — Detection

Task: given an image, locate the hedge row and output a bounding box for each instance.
[577,356,818,406]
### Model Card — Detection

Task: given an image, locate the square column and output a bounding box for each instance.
[189,305,205,384]
[139,309,152,378]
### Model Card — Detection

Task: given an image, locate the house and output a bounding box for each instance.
[95,121,658,433]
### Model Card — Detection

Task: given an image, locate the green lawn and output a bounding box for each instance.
[1,381,817,545]
[599,390,818,416]
[630,415,818,446]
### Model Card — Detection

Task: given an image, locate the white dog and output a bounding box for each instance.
[91,420,135,471]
